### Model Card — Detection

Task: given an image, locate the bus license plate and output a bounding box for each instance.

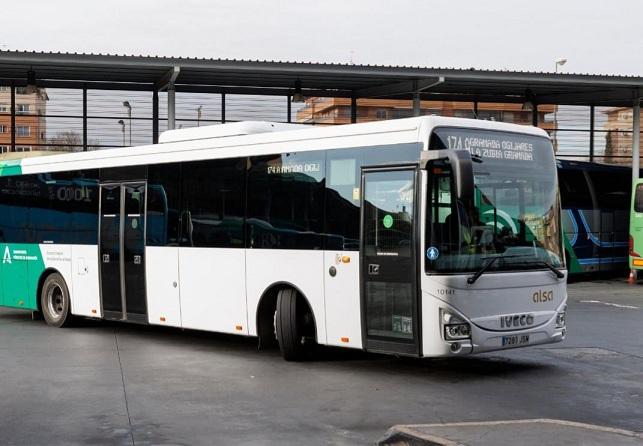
[502,334,529,347]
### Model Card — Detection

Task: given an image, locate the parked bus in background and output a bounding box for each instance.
[558,160,631,277]
[629,178,643,275]
[0,117,567,361]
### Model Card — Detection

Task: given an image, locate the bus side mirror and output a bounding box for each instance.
[421,149,474,201]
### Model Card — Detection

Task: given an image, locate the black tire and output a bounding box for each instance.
[41,272,72,328]
[275,288,311,361]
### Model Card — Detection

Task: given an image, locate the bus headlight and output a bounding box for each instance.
[556,305,567,329]
[441,309,472,340]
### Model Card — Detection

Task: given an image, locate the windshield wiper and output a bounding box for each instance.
[466,254,532,285]
[527,261,565,279]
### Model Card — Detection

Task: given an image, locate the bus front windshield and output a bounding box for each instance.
[426,127,563,274]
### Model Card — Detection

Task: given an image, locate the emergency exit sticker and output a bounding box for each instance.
[382,214,394,228]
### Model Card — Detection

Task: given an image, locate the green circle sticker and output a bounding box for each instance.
[382,214,394,228]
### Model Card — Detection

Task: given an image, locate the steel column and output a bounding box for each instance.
[82,86,88,151]
[152,90,159,143]
[10,84,15,151]
[287,95,292,123]
[221,93,226,123]
[532,103,538,127]
[351,96,357,123]
[167,86,175,130]
[589,105,595,162]
[412,92,421,117]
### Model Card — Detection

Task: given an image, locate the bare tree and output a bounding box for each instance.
[48,131,101,152]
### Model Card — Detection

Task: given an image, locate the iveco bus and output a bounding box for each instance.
[0,117,567,360]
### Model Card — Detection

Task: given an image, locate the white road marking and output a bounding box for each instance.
[580,300,640,310]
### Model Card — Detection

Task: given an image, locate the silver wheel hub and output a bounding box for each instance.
[46,284,65,320]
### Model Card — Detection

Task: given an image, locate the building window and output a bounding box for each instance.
[0,104,7,113]
[16,126,30,137]
[15,146,32,152]
[0,86,8,92]
[16,87,29,95]
[0,146,8,153]
[0,124,6,133]
[16,104,30,115]
[375,110,388,120]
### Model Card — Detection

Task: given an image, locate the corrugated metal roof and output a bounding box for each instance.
[0,50,641,106]
[3,49,641,77]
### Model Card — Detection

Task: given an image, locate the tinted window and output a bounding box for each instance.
[0,175,32,243]
[589,170,630,210]
[325,143,421,251]
[147,163,181,246]
[635,184,643,213]
[0,170,99,245]
[181,158,245,248]
[558,169,593,209]
[247,152,325,249]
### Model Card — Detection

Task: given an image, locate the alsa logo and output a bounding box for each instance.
[533,290,553,303]
[2,246,11,264]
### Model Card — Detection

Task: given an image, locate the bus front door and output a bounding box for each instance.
[99,182,147,322]
[360,167,420,356]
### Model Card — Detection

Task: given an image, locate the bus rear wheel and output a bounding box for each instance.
[41,273,72,328]
[275,288,314,361]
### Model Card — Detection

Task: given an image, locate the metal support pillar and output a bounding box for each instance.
[350,96,357,123]
[82,87,88,151]
[10,84,15,151]
[287,95,292,123]
[152,90,159,143]
[589,105,595,162]
[154,66,180,131]
[633,98,641,185]
[412,92,421,117]
[167,86,176,130]
[221,93,226,123]
[473,101,478,119]
[532,103,538,127]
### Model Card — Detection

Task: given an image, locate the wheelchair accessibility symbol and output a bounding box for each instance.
[426,247,439,261]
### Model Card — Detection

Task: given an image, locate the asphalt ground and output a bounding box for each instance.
[0,278,642,445]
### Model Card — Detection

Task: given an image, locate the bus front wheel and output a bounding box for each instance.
[275,288,313,361]
[41,273,72,328]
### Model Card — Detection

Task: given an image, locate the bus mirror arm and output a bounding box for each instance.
[421,149,474,201]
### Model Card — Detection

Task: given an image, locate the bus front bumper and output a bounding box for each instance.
[433,301,567,357]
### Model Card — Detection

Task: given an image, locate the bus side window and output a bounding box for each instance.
[635,184,643,213]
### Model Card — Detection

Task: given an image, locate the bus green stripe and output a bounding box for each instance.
[0,160,23,177]
[563,235,582,274]
[0,244,45,310]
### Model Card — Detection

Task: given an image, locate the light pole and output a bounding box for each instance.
[122,101,132,146]
[553,58,567,150]
[117,119,125,146]
[197,105,203,127]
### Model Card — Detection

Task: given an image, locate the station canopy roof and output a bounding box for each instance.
[0,50,641,106]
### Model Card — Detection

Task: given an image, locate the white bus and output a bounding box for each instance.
[0,117,567,360]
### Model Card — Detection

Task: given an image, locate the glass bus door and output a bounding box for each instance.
[360,167,420,356]
[99,182,147,322]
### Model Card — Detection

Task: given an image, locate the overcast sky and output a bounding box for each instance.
[2,0,641,76]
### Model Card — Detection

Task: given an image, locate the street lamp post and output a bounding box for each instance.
[122,101,132,146]
[117,119,125,146]
[553,58,567,150]
[197,105,203,127]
